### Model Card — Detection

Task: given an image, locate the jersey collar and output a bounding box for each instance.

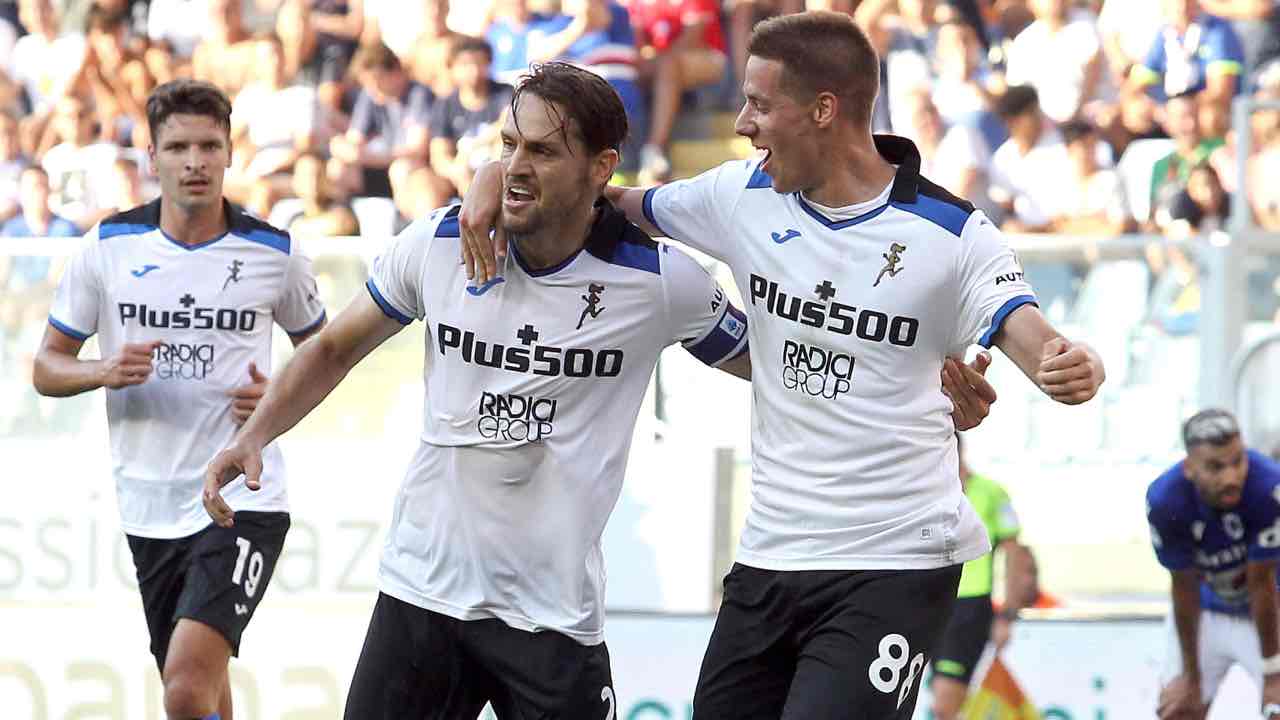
[793,135,923,229]
[509,198,631,277]
[137,197,251,251]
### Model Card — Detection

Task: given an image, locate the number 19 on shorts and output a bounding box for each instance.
[869,633,926,710]
[232,536,265,598]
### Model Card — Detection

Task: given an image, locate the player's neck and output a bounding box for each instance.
[803,140,896,208]
[513,205,597,270]
[160,197,228,247]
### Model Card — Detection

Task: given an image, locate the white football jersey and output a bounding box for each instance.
[368,203,747,644]
[644,135,1038,571]
[49,200,326,539]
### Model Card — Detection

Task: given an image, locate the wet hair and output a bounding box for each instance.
[995,85,1040,121]
[747,11,879,129]
[511,62,628,156]
[1182,409,1241,451]
[145,79,231,142]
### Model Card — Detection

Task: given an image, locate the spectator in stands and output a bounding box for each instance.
[629,0,728,182]
[1099,0,1163,84]
[192,0,261,98]
[275,0,317,87]
[726,0,803,106]
[281,151,360,237]
[148,0,208,61]
[1053,119,1131,235]
[989,84,1074,232]
[1167,161,1230,233]
[402,0,462,98]
[12,0,86,116]
[930,18,1003,149]
[108,156,150,212]
[2,166,79,238]
[82,5,156,149]
[856,0,941,134]
[1005,0,1109,124]
[228,36,328,218]
[906,87,997,220]
[310,0,365,113]
[1150,92,1224,230]
[429,37,513,197]
[1245,63,1280,229]
[486,0,546,85]
[1202,0,1280,86]
[1127,0,1244,139]
[0,112,30,224]
[525,0,647,174]
[39,95,120,229]
[330,42,435,200]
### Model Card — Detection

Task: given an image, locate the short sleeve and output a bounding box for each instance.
[350,92,375,137]
[428,96,454,141]
[991,483,1021,543]
[366,208,451,323]
[1147,489,1194,571]
[952,213,1038,350]
[660,245,747,366]
[1204,22,1245,79]
[273,240,327,337]
[642,159,752,261]
[48,229,103,341]
[1130,32,1166,87]
[406,84,433,128]
[1245,458,1280,562]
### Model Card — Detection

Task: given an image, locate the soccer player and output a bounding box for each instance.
[458,11,1105,718]
[930,434,1031,720]
[1149,409,1280,719]
[202,61,754,719]
[31,80,327,720]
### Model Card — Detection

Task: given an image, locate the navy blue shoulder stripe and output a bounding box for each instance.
[436,205,462,238]
[889,177,974,238]
[585,202,660,274]
[234,211,292,254]
[98,200,161,240]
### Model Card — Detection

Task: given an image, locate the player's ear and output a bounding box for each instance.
[592,148,619,188]
[813,91,837,128]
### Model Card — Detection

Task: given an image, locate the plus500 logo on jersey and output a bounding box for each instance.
[117,302,258,332]
[477,391,557,441]
[152,342,216,381]
[748,274,919,346]
[437,323,624,377]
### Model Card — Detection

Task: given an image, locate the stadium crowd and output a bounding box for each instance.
[0,0,1277,238]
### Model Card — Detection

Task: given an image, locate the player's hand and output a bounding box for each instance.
[942,351,996,431]
[1262,675,1280,718]
[1157,674,1207,720]
[990,615,1013,651]
[458,160,506,284]
[228,362,268,426]
[1036,338,1105,405]
[101,340,161,389]
[203,439,265,528]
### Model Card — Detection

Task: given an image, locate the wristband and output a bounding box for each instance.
[1264,653,1280,676]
